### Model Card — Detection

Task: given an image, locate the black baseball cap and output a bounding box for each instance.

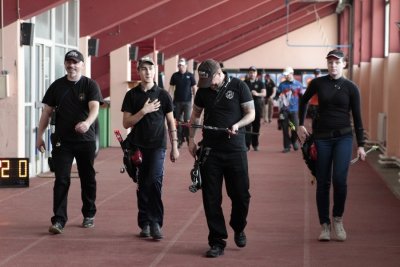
[326,49,345,59]
[138,56,155,68]
[65,50,84,62]
[197,59,220,88]
[249,66,257,71]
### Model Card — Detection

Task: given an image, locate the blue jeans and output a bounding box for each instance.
[174,101,192,122]
[136,148,166,228]
[174,101,192,144]
[315,134,353,225]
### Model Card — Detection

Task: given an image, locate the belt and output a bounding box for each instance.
[313,127,352,139]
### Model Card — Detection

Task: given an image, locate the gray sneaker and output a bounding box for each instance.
[318,223,331,241]
[333,217,347,241]
[150,223,163,240]
[49,222,64,234]
[82,217,95,228]
[139,224,150,238]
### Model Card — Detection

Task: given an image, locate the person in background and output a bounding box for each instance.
[121,56,179,240]
[297,49,366,242]
[276,66,303,153]
[36,50,103,234]
[263,73,277,123]
[188,59,255,258]
[244,66,266,151]
[169,58,197,148]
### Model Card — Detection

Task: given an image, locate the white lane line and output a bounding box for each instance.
[149,204,204,267]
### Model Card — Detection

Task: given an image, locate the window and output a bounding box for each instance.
[384,0,390,57]
[55,5,66,44]
[35,12,51,40]
[68,0,78,46]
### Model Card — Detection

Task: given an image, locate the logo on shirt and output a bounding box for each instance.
[225,90,234,99]
[79,93,86,101]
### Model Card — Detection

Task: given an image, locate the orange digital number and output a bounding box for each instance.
[19,159,28,178]
[0,159,10,178]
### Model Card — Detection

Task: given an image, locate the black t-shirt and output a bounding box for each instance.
[42,76,103,142]
[194,77,253,151]
[244,79,265,104]
[169,71,196,102]
[265,79,276,98]
[121,84,173,149]
[299,75,365,146]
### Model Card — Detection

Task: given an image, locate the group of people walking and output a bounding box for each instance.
[36,49,365,258]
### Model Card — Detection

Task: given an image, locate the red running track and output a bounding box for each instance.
[1,120,400,267]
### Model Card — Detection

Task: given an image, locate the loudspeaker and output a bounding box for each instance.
[20,23,34,46]
[88,38,99,56]
[129,46,139,61]
[157,52,164,65]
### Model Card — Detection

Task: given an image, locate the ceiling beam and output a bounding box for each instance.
[1,0,67,27]
[91,0,226,57]
[205,5,337,61]
[180,3,336,61]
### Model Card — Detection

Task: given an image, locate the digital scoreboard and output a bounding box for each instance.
[0,158,29,187]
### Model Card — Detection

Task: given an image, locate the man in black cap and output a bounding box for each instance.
[121,56,179,240]
[169,58,197,148]
[244,66,266,151]
[263,73,277,123]
[37,49,103,234]
[188,59,255,258]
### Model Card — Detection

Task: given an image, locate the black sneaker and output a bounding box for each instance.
[139,224,150,238]
[206,245,224,258]
[234,231,247,247]
[49,222,64,234]
[150,223,163,240]
[82,217,95,228]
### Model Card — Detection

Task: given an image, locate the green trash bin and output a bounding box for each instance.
[98,107,110,148]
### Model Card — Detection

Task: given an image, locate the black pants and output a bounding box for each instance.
[246,101,263,148]
[200,150,251,248]
[281,111,299,149]
[51,141,97,226]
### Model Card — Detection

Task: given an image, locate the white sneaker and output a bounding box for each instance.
[318,223,331,241]
[333,217,347,241]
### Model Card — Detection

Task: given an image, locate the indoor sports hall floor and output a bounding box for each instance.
[1,120,399,267]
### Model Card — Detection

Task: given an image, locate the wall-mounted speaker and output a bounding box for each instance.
[88,38,99,56]
[20,23,34,46]
[129,46,139,61]
[157,52,164,65]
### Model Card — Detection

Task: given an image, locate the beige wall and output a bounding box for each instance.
[365,58,384,141]
[223,15,338,70]
[0,21,24,157]
[109,45,131,147]
[386,53,400,156]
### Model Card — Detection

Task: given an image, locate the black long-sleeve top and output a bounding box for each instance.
[299,75,365,147]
